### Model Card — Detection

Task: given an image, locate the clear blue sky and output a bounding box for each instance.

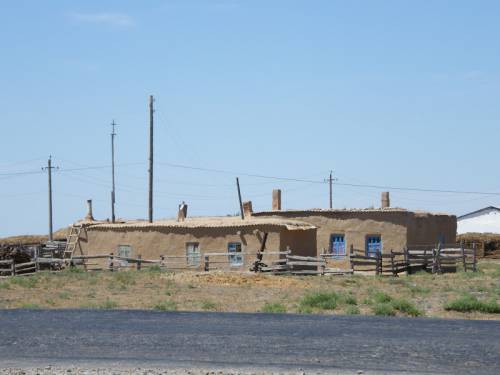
[1,0,499,237]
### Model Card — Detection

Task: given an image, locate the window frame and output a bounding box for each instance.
[117,244,133,267]
[227,242,243,266]
[186,242,201,267]
[365,235,382,257]
[329,234,346,258]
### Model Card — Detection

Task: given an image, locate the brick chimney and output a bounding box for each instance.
[178,201,188,222]
[242,201,253,218]
[85,199,94,221]
[381,192,390,209]
[272,189,282,211]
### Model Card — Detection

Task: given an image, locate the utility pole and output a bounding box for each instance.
[42,156,58,241]
[111,120,117,223]
[325,171,337,209]
[148,95,154,223]
[236,177,244,219]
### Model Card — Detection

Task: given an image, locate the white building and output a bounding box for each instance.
[457,206,500,234]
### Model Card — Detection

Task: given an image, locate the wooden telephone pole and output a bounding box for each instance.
[42,156,58,241]
[148,95,154,223]
[325,171,337,209]
[236,177,244,219]
[111,120,117,223]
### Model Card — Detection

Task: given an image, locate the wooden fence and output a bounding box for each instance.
[346,243,478,276]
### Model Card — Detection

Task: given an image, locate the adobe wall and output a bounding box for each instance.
[253,211,409,254]
[79,225,315,270]
[406,213,457,247]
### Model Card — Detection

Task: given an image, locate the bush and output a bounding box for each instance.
[300,292,339,310]
[0,281,10,289]
[342,294,358,305]
[153,300,177,311]
[372,291,392,304]
[444,295,500,314]
[148,265,162,273]
[261,302,287,313]
[344,305,360,315]
[392,299,423,317]
[372,303,395,316]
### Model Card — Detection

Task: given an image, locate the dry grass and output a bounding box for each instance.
[0,260,498,319]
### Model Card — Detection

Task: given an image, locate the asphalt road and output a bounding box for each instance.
[0,310,499,374]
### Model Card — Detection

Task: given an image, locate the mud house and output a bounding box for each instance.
[251,190,457,258]
[77,209,317,270]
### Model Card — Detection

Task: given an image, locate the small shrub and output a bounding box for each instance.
[444,295,500,314]
[99,299,118,309]
[300,292,339,310]
[148,265,162,273]
[261,302,287,313]
[45,299,56,306]
[58,291,71,300]
[342,294,358,305]
[407,284,431,295]
[372,303,395,316]
[297,305,313,314]
[392,299,423,317]
[344,305,360,315]
[201,300,219,311]
[154,300,177,311]
[0,281,10,289]
[372,291,392,304]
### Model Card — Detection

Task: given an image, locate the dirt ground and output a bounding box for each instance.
[0,260,498,320]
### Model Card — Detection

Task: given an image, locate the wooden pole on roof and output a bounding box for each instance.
[236,177,244,219]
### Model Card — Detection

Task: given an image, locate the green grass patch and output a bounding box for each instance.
[300,292,339,310]
[19,303,41,309]
[344,305,360,315]
[153,300,178,311]
[391,299,423,317]
[10,275,38,288]
[98,298,118,309]
[57,291,71,300]
[112,271,136,286]
[444,294,500,314]
[372,303,395,316]
[342,294,358,305]
[261,302,287,313]
[372,291,392,304]
[147,265,162,273]
[0,281,10,289]
[200,300,219,311]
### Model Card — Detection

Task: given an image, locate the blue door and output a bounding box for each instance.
[366,236,382,257]
[330,235,346,258]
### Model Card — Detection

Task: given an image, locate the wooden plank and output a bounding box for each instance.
[287,261,325,267]
[286,255,323,261]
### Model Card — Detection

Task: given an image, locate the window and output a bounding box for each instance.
[330,234,346,258]
[366,236,382,257]
[117,245,133,266]
[228,242,243,266]
[186,242,200,266]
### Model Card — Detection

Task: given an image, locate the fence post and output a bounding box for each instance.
[461,241,467,272]
[137,254,142,271]
[423,248,428,271]
[109,253,114,272]
[472,242,477,272]
[204,255,209,272]
[375,252,381,275]
[10,259,15,276]
[349,244,354,273]
[403,246,409,275]
[390,250,396,276]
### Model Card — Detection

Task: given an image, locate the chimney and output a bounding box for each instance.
[242,201,253,218]
[381,192,390,209]
[272,189,282,211]
[177,201,188,222]
[85,199,94,221]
